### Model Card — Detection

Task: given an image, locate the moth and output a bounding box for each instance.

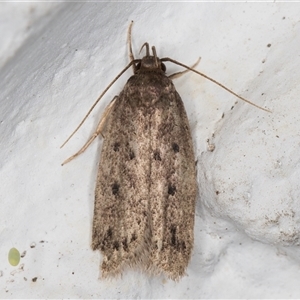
[62,22,269,280]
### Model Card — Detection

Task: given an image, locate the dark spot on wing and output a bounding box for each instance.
[170,225,177,246]
[153,150,161,161]
[172,143,179,153]
[106,227,112,238]
[112,183,119,195]
[170,225,187,251]
[168,184,176,196]
[113,241,120,250]
[122,238,128,251]
[129,148,135,160]
[113,142,120,151]
[131,233,137,242]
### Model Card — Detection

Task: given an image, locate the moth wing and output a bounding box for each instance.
[92,92,152,277]
[148,90,197,280]
[92,81,197,280]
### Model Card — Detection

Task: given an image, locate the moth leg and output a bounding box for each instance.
[62,97,118,165]
[168,57,201,80]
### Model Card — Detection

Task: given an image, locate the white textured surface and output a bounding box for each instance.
[1,2,300,298]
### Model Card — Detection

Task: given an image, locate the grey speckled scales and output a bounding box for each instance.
[92,69,197,280]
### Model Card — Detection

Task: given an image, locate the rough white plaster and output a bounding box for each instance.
[1,2,300,298]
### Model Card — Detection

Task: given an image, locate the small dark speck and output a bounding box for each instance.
[172,143,180,153]
[153,150,161,161]
[131,233,137,242]
[129,149,135,160]
[32,277,38,282]
[113,241,120,250]
[276,135,279,138]
[216,190,220,195]
[112,183,119,195]
[282,16,285,20]
[122,238,128,251]
[113,142,120,152]
[168,184,176,196]
[170,225,176,245]
[267,43,271,47]
[108,227,113,237]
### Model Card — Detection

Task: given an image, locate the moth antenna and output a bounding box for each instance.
[161,57,271,113]
[169,57,201,80]
[128,21,134,60]
[60,60,137,149]
[128,20,137,73]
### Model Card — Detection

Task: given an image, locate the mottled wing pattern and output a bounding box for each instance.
[148,89,197,280]
[92,89,152,277]
[92,72,197,280]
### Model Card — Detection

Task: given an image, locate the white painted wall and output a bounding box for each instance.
[1,2,300,298]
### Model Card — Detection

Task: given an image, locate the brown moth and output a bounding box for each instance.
[62,22,269,280]
[91,45,197,281]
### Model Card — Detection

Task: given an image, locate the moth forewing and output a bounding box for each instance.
[147,91,197,279]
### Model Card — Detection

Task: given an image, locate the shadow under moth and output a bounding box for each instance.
[61,22,269,280]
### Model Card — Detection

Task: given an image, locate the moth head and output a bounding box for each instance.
[135,43,166,73]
